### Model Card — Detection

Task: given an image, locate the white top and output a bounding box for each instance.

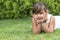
[46,14,60,30]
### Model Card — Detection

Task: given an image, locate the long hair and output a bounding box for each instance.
[33,2,49,14]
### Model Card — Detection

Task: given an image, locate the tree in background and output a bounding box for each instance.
[0,0,60,19]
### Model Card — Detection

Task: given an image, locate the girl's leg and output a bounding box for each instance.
[54,16,60,30]
[54,25,60,30]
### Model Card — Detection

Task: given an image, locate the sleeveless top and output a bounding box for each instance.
[46,14,52,25]
[46,14,60,30]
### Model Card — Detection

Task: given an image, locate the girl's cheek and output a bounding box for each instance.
[41,14,44,18]
[44,13,47,17]
[34,15,38,19]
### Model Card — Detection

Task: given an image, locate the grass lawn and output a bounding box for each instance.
[0,17,60,40]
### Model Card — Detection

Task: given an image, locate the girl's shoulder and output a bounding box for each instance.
[47,14,53,20]
[46,14,53,22]
[47,14,53,17]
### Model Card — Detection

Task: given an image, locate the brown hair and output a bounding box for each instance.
[33,2,48,14]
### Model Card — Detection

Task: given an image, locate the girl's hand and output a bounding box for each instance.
[34,18,44,24]
[33,14,45,24]
[43,14,47,22]
[35,16,47,24]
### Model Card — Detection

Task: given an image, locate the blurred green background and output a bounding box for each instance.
[0,0,60,40]
[0,0,60,19]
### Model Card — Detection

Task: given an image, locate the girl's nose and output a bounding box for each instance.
[38,14,41,17]
[38,14,43,17]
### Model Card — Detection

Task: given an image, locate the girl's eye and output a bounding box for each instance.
[40,13,42,14]
[40,12,43,14]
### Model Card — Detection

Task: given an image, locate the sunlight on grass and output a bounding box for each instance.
[0,17,60,40]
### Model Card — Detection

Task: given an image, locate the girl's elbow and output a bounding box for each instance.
[45,30,54,33]
[49,30,54,33]
[48,30,54,33]
[33,30,40,34]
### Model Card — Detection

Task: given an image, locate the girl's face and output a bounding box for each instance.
[35,10,47,20]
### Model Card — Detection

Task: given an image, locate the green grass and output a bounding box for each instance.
[0,17,60,40]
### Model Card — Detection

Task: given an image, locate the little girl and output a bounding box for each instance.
[32,2,60,34]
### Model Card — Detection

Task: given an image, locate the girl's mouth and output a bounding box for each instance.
[40,17,43,19]
[37,17,43,20]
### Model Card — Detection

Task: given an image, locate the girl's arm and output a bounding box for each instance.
[32,17,42,34]
[42,16,55,33]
